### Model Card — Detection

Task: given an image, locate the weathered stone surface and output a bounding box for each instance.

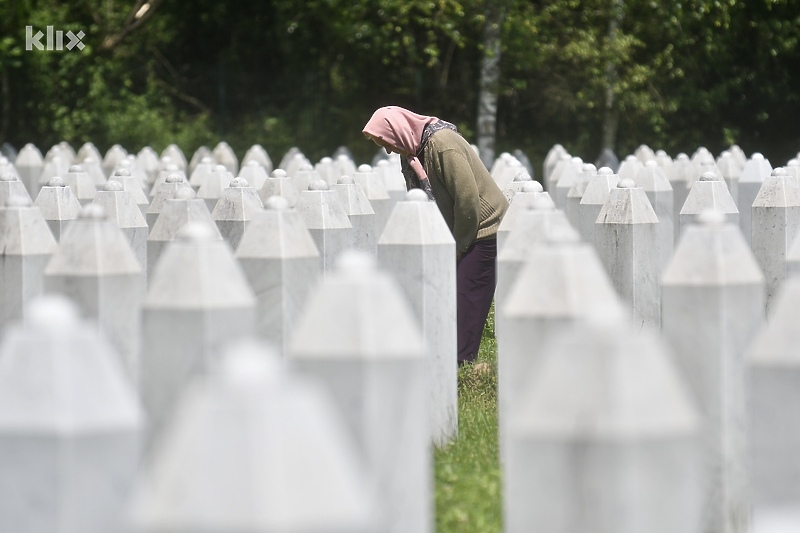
[505,316,702,533]
[129,341,376,533]
[34,177,82,241]
[211,177,264,250]
[141,222,256,446]
[378,188,457,446]
[376,158,407,207]
[0,295,143,533]
[294,180,353,274]
[161,144,188,171]
[553,157,583,209]
[136,146,161,185]
[44,204,144,384]
[288,252,431,533]
[679,172,739,235]
[751,168,800,313]
[617,154,644,182]
[662,210,765,533]
[595,179,661,330]
[292,162,320,194]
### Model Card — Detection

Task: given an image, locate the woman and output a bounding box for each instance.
[362,105,508,365]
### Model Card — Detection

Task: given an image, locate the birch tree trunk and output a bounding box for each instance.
[601,0,625,154]
[477,3,505,169]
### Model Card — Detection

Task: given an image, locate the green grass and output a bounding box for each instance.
[434,306,502,533]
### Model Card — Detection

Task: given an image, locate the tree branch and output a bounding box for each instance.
[99,0,166,52]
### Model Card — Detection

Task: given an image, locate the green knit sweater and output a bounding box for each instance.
[420,128,509,252]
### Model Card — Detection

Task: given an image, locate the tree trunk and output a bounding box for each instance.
[0,68,10,142]
[602,0,624,154]
[477,3,505,169]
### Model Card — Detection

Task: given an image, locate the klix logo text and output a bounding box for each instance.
[26,26,85,51]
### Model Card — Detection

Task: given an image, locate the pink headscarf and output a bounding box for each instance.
[362,106,439,183]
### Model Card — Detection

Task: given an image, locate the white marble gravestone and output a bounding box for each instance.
[0,295,143,533]
[15,143,44,196]
[564,163,594,231]
[33,177,82,241]
[289,252,431,533]
[44,204,144,384]
[748,277,800,507]
[137,146,161,185]
[496,180,551,252]
[237,159,269,190]
[505,317,702,533]
[211,177,263,250]
[147,172,190,228]
[377,188,457,446]
[553,157,583,209]
[196,164,233,212]
[499,227,625,466]
[353,164,392,238]
[376,158,407,206]
[62,164,97,206]
[242,143,273,173]
[595,179,660,330]
[161,143,187,171]
[578,166,619,245]
[128,341,376,533]
[679,171,739,236]
[147,187,222,279]
[188,155,215,190]
[334,175,376,256]
[662,210,765,533]
[739,153,773,247]
[102,144,128,177]
[92,179,149,274]
[111,168,150,218]
[751,168,800,313]
[294,180,354,274]
[717,150,742,204]
[212,141,239,175]
[258,168,301,207]
[634,160,674,268]
[0,173,31,205]
[668,153,695,242]
[141,222,256,446]
[235,196,321,355]
[0,196,57,329]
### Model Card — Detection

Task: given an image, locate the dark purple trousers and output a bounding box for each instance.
[457,236,498,364]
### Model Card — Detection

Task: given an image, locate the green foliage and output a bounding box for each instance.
[1,0,798,166]
[435,305,502,533]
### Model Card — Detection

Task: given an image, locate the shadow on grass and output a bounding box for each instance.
[434,304,502,533]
